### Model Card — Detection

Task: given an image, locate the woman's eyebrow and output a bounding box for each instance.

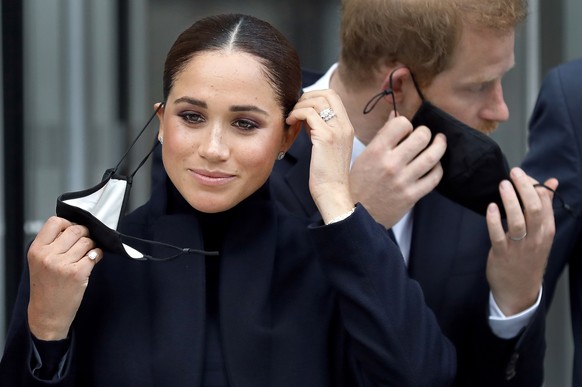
[230,105,269,116]
[173,96,206,108]
[172,98,268,117]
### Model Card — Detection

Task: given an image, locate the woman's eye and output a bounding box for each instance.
[179,112,204,124]
[233,119,259,131]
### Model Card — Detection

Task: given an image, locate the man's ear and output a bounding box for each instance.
[380,66,413,106]
[282,121,302,151]
[380,66,424,119]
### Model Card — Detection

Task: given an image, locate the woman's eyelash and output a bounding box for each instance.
[177,111,260,131]
[233,119,259,131]
[178,112,204,123]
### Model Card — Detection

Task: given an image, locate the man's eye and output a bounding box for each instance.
[469,84,486,93]
[233,119,258,131]
[468,81,495,93]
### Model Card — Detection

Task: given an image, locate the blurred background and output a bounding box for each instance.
[1,0,580,385]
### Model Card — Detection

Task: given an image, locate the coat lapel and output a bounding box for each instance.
[279,128,318,217]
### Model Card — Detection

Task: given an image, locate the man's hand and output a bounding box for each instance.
[486,167,557,315]
[350,114,446,228]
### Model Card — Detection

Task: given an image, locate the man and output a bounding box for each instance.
[521,58,582,386]
[270,0,556,385]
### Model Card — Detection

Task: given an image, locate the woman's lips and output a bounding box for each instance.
[189,168,236,186]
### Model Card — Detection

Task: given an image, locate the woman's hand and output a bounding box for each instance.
[286,89,355,223]
[27,216,103,340]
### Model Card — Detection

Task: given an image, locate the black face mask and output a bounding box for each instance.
[55,104,219,261]
[363,69,576,218]
[409,92,510,217]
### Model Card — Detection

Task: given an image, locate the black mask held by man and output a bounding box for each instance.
[410,96,511,217]
[363,69,577,219]
[364,69,514,218]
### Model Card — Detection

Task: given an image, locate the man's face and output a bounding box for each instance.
[421,24,515,134]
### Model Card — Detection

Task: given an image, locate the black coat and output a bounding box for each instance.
[0,179,455,386]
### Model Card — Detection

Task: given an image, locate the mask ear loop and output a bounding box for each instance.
[120,233,219,260]
[362,67,401,115]
[113,102,165,175]
[533,183,580,218]
[363,89,394,114]
[408,71,426,101]
[112,101,220,259]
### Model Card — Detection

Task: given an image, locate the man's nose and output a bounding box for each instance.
[480,82,510,123]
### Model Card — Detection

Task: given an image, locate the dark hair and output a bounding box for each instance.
[163,14,302,119]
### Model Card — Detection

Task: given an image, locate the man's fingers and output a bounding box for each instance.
[367,115,414,150]
[486,202,506,247]
[406,132,446,176]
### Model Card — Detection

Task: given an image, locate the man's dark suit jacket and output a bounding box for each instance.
[521,58,582,387]
[0,178,456,386]
[269,70,547,385]
[270,129,546,386]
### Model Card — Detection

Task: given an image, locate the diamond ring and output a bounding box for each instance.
[319,107,336,122]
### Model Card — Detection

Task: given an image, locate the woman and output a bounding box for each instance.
[0,14,455,386]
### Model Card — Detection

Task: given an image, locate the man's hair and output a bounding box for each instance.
[338,0,527,89]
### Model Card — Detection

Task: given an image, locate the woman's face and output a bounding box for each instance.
[158,50,297,213]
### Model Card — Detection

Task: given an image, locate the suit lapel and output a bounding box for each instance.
[408,192,465,312]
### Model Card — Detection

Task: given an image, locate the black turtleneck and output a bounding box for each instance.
[166,181,271,387]
[198,210,228,387]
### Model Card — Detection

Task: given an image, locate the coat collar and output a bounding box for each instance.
[279,129,318,216]
[144,176,279,386]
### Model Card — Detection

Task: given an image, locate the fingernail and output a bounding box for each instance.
[488,203,497,213]
[500,180,512,191]
[511,167,524,178]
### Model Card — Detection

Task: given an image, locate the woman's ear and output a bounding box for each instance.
[282,121,302,151]
[154,102,165,138]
